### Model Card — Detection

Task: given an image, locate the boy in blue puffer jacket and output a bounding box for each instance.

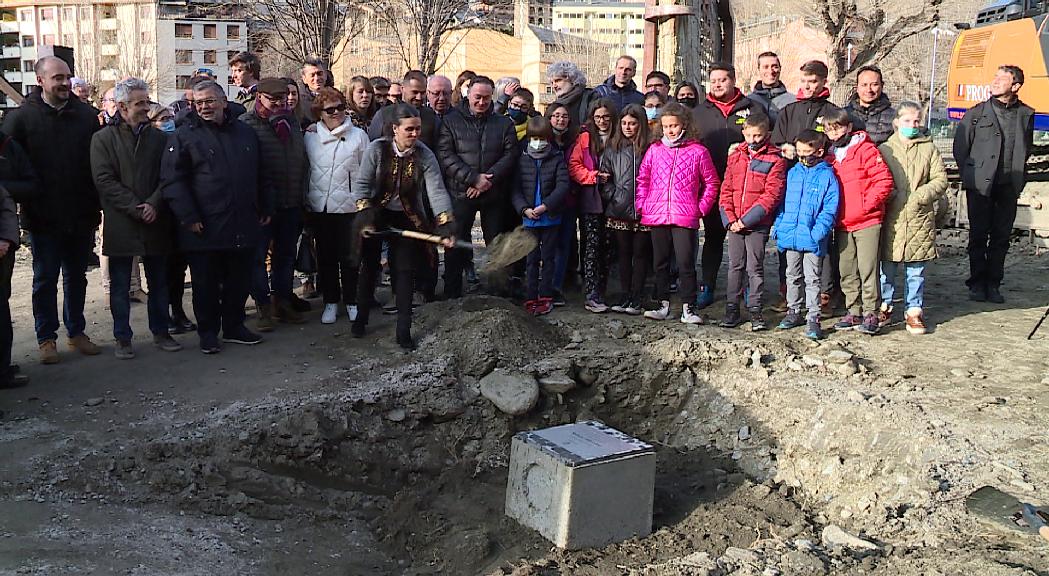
[771,130,840,339]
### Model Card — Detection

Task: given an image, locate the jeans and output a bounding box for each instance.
[109,255,170,341]
[29,230,96,344]
[251,207,303,304]
[525,225,559,300]
[880,260,926,310]
[186,249,253,340]
[552,207,578,292]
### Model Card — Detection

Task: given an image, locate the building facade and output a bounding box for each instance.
[549,0,645,80]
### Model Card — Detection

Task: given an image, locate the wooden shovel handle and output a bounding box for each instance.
[397,229,445,244]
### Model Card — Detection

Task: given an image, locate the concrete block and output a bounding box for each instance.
[505,420,655,550]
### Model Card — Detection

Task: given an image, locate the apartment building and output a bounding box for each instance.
[0,1,246,111]
[550,0,646,79]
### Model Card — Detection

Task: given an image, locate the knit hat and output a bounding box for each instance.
[257,77,289,97]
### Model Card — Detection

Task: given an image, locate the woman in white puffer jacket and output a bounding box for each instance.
[305,87,371,324]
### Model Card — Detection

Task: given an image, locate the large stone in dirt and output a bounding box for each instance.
[480,370,539,416]
[538,374,576,395]
[505,421,655,550]
[821,524,880,552]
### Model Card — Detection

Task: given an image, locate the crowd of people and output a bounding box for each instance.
[0,49,1035,389]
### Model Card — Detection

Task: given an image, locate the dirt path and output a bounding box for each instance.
[0,240,1047,575]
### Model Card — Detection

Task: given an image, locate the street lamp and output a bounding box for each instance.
[927,26,956,127]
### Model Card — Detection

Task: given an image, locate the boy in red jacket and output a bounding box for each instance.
[718,113,787,330]
[821,109,894,335]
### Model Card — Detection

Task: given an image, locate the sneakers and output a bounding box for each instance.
[533,298,553,316]
[878,302,894,328]
[833,313,862,331]
[346,304,359,322]
[551,290,567,307]
[695,285,714,310]
[114,340,135,360]
[905,307,926,335]
[855,313,880,335]
[610,299,630,313]
[584,298,608,314]
[274,298,307,324]
[644,300,671,320]
[154,334,183,352]
[169,315,196,335]
[805,319,824,340]
[68,334,101,356]
[321,303,338,324]
[524,299,537,314]
[622,300,643,316]
[223,327,263,345]
[256,304,275,332]
[680,303,703,324]
[777,310,805,330]
[200,333,221,355]
[987,286,1005,304]
[719,303,742,328]
[749,308,768,331]
[39,340,59,365]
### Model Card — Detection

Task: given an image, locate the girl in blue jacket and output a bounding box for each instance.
[772,130,840,339]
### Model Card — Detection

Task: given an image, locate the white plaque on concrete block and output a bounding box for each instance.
[505,420,655,550]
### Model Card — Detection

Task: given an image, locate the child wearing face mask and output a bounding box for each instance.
[635,102,720,324]
[821,109,894,336]
[643,91,666,136]
[514,117,571,315]
[771,130,840,340]
[718,113,786,331]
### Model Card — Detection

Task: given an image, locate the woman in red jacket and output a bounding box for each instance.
[821,108,894,336]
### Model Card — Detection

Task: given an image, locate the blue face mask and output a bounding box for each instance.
[508,108,527,124]
[645,107,660,121]
[159,119,176,133]
[900,126,921,139]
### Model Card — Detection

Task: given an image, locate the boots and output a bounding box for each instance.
[256,303,275,332]
[274,296,307,324]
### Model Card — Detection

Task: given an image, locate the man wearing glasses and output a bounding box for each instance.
[239,78,309,330]
[644,71,673,100]
[161,80,271,354]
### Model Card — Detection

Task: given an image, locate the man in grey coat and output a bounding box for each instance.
[953,64,1035,304]
[747,52,796,126]
[91,77,183,359]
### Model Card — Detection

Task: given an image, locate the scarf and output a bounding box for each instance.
[797,87,831,101]
[254,98,293,144]
[661,134,687,148]
[707,88,742,118]
[554,83,586,108]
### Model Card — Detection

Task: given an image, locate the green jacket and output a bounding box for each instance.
[878,132,949,262]
[90,121,172,257]
[239,108,308,210]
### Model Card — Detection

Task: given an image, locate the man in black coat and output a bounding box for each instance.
[437,76,519,298]
[953,65,1035,304]
[691,63,765,308]
[161,81,272,354]
[368,70,439,149]
[844,66,896,146]
[1,56,103,365]
[0,129,36,387]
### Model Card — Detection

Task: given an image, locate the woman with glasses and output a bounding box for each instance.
[304,88,371,325]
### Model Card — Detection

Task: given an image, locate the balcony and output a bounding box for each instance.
[100,43,119,56]
[2,46,19,59]
[98,18,118,31]
[3,70,21,83]
[0,21,17,35]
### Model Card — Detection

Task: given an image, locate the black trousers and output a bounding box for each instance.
[614,229,651,301]
[0,249,14,373]
[525,225,559,300]
[967,182,1019,290]
[357,211,425,338]
[701,210,727,289]
[444,197,507,297]
[311,212,358,305]
[185,249,252,339]
[651,226,698,303]
[167,251,190,318]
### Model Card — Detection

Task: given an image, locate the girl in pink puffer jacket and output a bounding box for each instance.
[635,102,721,323]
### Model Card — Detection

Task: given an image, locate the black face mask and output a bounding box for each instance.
[798,154,822,167]
[831,132,852,148]
[678,96,697,108]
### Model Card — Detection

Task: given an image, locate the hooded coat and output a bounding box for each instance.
[877,131,949,262]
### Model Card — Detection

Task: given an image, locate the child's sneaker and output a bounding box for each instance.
[622,300,643,316]
[855,313,880,335]
[719,303,742,328]
[584,298,608,313]
[551,290,567,307]
[749,308,768,331]
[778,310,805,329]
[695,285,714,309]
[805,319,823,340]
[534,298,554,316]
[878,302,894,328]
[833,313,862,331]
[904,307,926,335]
[680,303,703,324]
[524,299,537,314]
[610,299,630,313]
[644,300,671,320]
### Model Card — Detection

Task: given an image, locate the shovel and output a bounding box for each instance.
[965,485,1049,542]
[364,227,474,251]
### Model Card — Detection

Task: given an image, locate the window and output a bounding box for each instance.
[42,34,55,46]
[175,74,191,89]
[138,4,152,19]
[203,24,216,39]
[227,50,238,62]
[80,6,92,19]
[175,50,193,64]
[18,10,33,22]
[99,5,115,18]
[226,25,240,39]
[22,59,34,72]
[40,8,55,21]
[62,7,75,20]
[203,50,216,64]
[227,75,234,85]
[21,36,34,48]
[175,24,193,38]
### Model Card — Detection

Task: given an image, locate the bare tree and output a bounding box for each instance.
[237,0,367,68]
[815,0,943,88]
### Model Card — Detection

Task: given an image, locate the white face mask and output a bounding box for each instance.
[528,138,549,153]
